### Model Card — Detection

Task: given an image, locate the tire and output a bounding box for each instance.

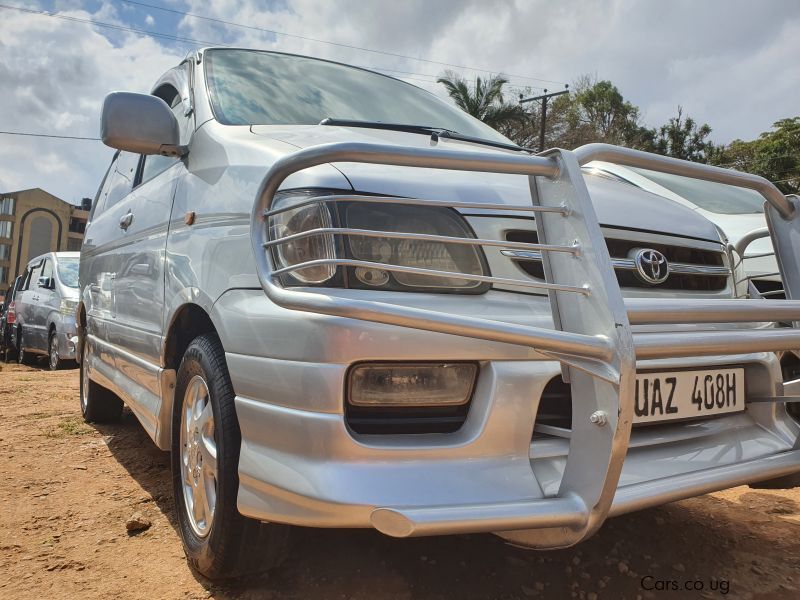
[80,343,123,423]
[171,333,289,580]
[48,331,63,371]
[17,330,35,365]
[4,338,17,363]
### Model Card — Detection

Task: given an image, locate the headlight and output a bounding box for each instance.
[59,298,78,315]
[345,203,486,291]
[269,193,336,284]
[268,191,488,293]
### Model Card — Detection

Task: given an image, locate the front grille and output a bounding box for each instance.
[752,279,785,299]
[505,230,729,292]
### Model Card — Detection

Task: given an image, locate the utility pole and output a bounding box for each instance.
[519,85,569,152]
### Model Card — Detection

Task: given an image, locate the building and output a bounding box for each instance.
[0,188,89,293]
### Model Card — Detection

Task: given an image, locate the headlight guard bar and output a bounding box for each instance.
[250,141,800,546]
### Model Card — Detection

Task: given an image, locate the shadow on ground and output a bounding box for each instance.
[94,409,800,600]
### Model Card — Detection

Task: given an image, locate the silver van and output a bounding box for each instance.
[81,47,800,580]
[15,251,80,369]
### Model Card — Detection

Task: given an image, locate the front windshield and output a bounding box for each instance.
[628,166,766,214]
[204,48,509,144]
[56,258,79,288]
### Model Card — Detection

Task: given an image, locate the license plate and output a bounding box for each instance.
[634,367,745,424]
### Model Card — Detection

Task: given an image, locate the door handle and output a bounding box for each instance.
[119,211,134,231]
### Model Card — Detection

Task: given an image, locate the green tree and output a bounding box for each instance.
[652,106,715,162]
[711,117,800,194]
[540,77,654,150]
[436,71,526,131]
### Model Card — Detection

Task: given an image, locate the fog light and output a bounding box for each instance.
[348,362,477,407]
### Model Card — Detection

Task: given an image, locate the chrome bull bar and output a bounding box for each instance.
[250,141,800,545]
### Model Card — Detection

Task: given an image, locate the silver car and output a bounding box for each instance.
[80,47,800,580]
[15,251,80,370]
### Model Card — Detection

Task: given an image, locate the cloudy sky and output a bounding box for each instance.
[1,0,799,203]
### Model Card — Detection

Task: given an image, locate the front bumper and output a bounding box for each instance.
[231,351,800,540]
[216,290,800,545]
[54,315,78,360]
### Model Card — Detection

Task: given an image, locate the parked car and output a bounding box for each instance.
[0,275,24,361]
[15,252,80,369]
[583,161,782,297]
[82,47,800,580]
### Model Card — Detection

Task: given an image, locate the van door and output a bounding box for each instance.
[17,260,42,353]
[30,257,56,352]
[108,159,178,413]
[81,151,139,383]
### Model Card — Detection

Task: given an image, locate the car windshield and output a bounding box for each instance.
[204,48,510,144]
[628,166,766,214]
[57,258,79,288]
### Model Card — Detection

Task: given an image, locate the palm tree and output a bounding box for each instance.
[436,70,525,130]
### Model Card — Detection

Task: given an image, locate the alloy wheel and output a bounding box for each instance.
[49,336,59,370]
[179,375,218,538]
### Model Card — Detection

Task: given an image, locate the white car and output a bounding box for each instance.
[82,47,800,580]
[585,161,782,297]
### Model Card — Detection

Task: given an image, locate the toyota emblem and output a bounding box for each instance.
[633,249,669,284]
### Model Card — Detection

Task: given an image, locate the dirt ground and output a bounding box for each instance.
[1,363,800,600]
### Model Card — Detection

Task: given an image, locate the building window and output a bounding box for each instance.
[0,266,8,284]
[67,238,82,251]
[0,198,14,216]
[69,218,86,234]
[0,244,10,260]
[0,221,12,238]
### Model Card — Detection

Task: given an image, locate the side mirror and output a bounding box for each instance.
[37,276,55,290]
[101,92,188,157]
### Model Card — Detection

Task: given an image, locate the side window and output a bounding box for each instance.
[25,262,42,290]
[40,259,53,284]
[104,152,140,211]
[139,85,191,185]
[91,152,119,220]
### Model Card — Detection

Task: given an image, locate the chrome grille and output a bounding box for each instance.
[503,230,730,291]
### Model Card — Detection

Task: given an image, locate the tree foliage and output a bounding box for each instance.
[652,106,715,162]
[436,70,526,131]
[437,71,798,192]
[709,117,800,194]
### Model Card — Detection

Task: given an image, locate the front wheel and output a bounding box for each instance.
[48,332,62,371]
[171,333,288,580]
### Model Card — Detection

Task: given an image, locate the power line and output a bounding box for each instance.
[0,131,100,141]
[118,0,567,86]
[0,3,223,47]
[0,3,547,93]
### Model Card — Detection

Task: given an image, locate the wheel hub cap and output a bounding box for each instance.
[179,375,217,538]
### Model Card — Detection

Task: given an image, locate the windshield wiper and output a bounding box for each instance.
[319,118,532,153]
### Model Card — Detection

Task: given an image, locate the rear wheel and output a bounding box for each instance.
[80,342,123,423]
[17,330,34,365]
[172,333,288,580]
[48,332,62,371]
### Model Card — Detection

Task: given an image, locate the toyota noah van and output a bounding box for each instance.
[80,47,800,580]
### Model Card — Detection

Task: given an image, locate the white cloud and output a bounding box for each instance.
[0,4,182,203]
[145,14,155,26]
[2,0,799,202]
